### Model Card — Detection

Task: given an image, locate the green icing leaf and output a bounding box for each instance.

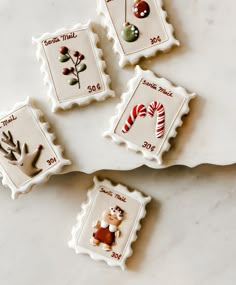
[77,63,87,73]
[59,54,70,62]
[68,78,78,85]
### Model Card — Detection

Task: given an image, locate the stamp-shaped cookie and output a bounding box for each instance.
[69,177,151,270]
[97,0,179,67]
[105,66,196,165]
[33,22,115,112]
[0,98,71,199]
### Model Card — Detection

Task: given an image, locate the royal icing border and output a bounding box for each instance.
[32,21,115,112]
[104,66,196,165]
[0,97,71,199]
[68,176,151,270]
[97,0,180,67]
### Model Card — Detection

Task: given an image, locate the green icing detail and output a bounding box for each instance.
[68,78,78,85]
[59,54,70,62]
[77,63,87,73]
[121,24,139,42]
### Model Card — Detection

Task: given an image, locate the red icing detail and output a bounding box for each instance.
[133,0,150,19]
[62,68,70,75]
[127,116,133,125]
[60,46,68,55]
[137,104,146,117]
[158,119,165,125]
[121,104,147,133]
[38,145,43,150]
[73,51,79,57]
[147,101,165,138]
[78,54,84,60]
[93,227,115,246]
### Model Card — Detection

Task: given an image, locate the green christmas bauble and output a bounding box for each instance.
[121,23,139,42]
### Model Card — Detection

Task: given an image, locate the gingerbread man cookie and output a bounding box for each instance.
[69,177,151,270]
[90,205,124,251]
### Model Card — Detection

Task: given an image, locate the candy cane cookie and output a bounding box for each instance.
[105,67,196,165]
[147,101,165,138]
[122,104,146,133]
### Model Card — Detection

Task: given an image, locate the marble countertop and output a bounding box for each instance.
[0,165,236,285]
[0,0,236,284]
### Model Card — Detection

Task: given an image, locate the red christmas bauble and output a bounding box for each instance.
[132,0,150,18]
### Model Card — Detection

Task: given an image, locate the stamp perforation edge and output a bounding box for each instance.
[0,97,71,199]
[68,176,151,270]
[32,21,115,112]
[104,66,196,166]
[97,0,180,67]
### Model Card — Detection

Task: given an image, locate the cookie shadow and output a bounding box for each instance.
[139,0,190,69]
[162,94,204,162]
[126,197,161,271]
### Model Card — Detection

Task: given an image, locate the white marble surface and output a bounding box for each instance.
[0,166,236,284]
[0,0,236,173]
[1,0,236,284]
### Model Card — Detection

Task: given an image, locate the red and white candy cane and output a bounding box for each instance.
[122,104,146,133]
[147,101,165,138]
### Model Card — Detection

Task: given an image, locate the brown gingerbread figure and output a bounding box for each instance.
[90,205,125,251]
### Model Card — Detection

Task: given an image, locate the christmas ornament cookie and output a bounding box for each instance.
[104,66,196,165]
[133,0,150,18]
[97,0,179,67]
[33,22,115,112]
[69,176,151,270]
[0,98,70,199]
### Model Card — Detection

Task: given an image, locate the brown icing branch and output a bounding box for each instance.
[0,143,16,161]
[1,131,21,155]
[59,46,87,89]
[2,131,16,147]
[0,131,43,178]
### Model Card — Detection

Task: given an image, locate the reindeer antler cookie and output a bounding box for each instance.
[0,131,43,178]
[0,131,20,161]
[0,97,70,199]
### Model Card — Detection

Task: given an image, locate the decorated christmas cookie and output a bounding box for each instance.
[33,22,115,112]
[97,0,179,67]
[0,98,70,199]
[104,66,196,165]
[69,177,151,270]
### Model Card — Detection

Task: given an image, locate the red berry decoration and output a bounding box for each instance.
[73,51,79,57]
[132,0,150,18]
[78,54,84,60]
[38,145,43,150]
[62,68,70,75]
[59,47,87,89]
[60,46,68,55]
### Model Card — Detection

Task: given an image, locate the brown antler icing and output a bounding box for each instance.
[0,131,43,177]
